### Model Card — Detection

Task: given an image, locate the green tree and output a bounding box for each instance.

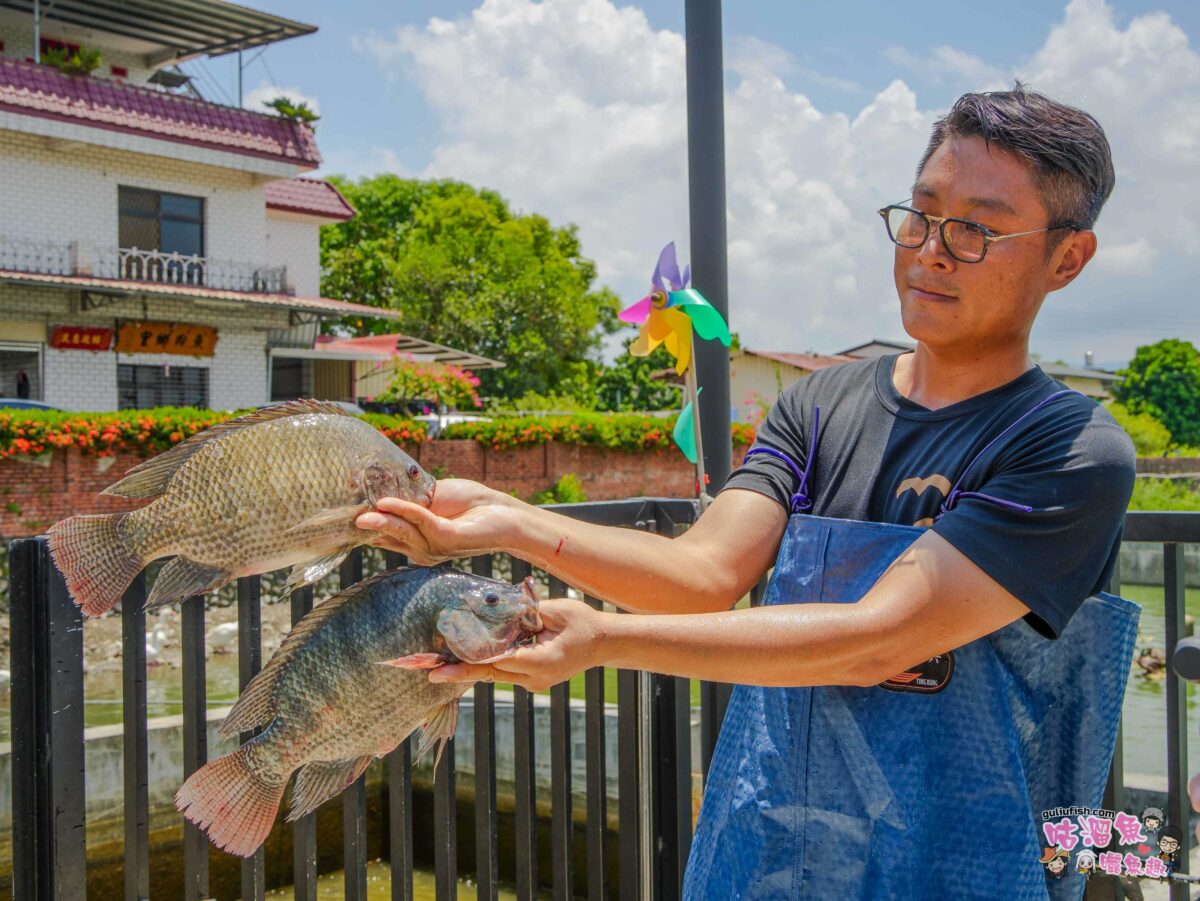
[594,339,682,412]
[1105,402,1173,457]
[320,175,619,400]
[1112,339,1200,447]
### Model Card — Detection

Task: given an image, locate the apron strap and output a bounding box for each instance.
[936,388,1078,520]
[744,405,822,513]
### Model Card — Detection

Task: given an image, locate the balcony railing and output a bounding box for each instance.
[6,505,1197,899]
[0,235,289,294]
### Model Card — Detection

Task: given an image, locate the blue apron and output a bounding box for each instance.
[684,395,1140,900]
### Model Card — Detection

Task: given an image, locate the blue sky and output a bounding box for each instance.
[183,1,1200,368]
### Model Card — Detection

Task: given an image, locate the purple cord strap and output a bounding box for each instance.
[744,405,822,513]
[936,388,1078,521]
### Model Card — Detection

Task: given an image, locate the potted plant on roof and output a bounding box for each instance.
[264,96,320,131]
[42,45,102,76]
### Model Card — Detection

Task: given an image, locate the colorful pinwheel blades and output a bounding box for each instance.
[673,388,702,463]
[619,242,731,375]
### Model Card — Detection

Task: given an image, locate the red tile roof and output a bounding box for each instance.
[0,56,320,167]
[0,269,395,319]
[266,178,355,220]
[744,349,857,371]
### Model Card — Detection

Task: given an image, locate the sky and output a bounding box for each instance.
[183,0,1200,370]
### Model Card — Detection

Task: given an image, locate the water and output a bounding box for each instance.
[257,861,528,900]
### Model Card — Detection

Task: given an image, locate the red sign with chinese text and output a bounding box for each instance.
[49,326,113,351]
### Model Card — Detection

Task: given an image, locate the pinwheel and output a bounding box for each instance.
[619,242,731,376]
[620,242,730,503]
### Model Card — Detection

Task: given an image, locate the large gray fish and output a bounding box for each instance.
[47,399,435,616]
[175,567,540,858]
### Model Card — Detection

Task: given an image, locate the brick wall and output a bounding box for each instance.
[265,212,322,296]
[1137,457,1200,475]
[0,442,750,539]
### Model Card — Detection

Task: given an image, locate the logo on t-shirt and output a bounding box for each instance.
[895,473,951,528]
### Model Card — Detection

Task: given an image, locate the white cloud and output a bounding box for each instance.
[358,0,1200,364]
[242,79,321,116]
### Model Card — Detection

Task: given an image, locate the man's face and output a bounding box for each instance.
[893,135,1062,353]
[1160,836,1180,854]
[1048,858,1066,874]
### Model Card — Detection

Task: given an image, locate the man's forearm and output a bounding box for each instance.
[598,602,894,687]
[508,501,743,613]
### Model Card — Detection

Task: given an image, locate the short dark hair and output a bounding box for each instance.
[917,83,1115,231]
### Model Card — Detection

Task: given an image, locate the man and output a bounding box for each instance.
[359,86,1137,897]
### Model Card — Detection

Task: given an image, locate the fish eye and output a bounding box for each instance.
[407,464,420,479]
[485,593,499,606]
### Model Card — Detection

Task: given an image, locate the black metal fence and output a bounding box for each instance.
[7,506,1200,900]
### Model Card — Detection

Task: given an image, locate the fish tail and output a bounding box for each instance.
[174,743,286,858]
[47,513,142,617]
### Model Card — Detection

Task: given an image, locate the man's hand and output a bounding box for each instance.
[430,599,608,692]
[357,478,520,565]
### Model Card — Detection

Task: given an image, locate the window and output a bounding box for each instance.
[118,364,208,409]
[0,343,42,401]
[118,187,205,283]
[270,357,308,401]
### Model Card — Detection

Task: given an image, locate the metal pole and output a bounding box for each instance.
[33,0,40,62]
[237,47,243,106]
[685,0,731,493]
[684,336,711,507]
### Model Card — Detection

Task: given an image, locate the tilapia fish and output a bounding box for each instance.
[47,399,435,616]
[176,566,540,858]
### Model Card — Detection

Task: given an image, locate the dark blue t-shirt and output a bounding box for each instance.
[723,354,1136,637]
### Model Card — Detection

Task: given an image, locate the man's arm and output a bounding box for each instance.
[431,529,1031,691]
[357,479,788,614]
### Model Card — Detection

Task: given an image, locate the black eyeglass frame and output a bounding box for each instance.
[878,202,1083,264]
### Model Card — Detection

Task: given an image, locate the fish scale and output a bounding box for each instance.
[47,399,436,617]
[174,566,541,858]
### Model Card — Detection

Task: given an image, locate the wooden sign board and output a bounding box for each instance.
[48,325,113,351]
[115,321,218,357]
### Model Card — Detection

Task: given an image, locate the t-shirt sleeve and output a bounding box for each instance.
[722,378,810,511]
[931,403,1135,638]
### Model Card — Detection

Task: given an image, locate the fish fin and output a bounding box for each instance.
[47,513,141,617]
[285,505,370,535]
[278,548,352,596]
[219,568,408,741]
[175,741,287,859]
[102,399,352,499]
[145,557,230,611]
[286,755,373,821]
[416,697,463,769]
[378,652,446,670]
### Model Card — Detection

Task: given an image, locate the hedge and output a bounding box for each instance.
[0,408,757,460]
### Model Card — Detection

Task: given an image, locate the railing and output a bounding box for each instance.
[0,235,288,294]
[9,497,745,900]
[6,507,1197,899]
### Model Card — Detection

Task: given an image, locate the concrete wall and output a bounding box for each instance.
[0,131,267,265]
[0,284,287,411]
[266,212,322,296]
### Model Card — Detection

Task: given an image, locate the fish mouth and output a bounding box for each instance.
[520,576,542,632]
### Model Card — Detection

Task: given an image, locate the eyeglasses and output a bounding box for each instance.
[878,203,1081,264]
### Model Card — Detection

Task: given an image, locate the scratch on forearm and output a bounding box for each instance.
[555,537,566,557]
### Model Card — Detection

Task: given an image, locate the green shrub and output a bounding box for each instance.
[530,473,589,505]
[1128,478,1200,511]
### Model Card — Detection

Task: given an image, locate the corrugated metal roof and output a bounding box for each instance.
[0,269,397,318]
[742,349,858,371]
[321,334,505,370]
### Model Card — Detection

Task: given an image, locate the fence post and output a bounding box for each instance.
[9,537,88,900]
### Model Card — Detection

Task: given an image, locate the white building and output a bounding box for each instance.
[0,1,412,411]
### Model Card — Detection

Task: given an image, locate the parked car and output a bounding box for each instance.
[414,412,491,438]
[0,398,62,411]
